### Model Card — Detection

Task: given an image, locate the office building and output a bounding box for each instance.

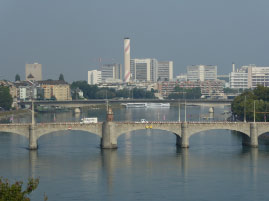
[130,58,159,82]
[101,64,122,82]
[229,64,269,89]
[247,65,269,88]
[229,65,248,89]
[158,61,173,81]
[187,65,217,81]
[130,58,152,82]
[25,63,42,81]
[88,70,102,85]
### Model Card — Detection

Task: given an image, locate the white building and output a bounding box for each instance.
[248,65,269,88]
[176,74,187,82]
[101,64,122,82]
[130,58,152,82]
[229,64,269,89]
[229,66,248,89]
[25,63,42,81]
[88,70,102,85]
[187,65,217,81]
[157,61,173,81]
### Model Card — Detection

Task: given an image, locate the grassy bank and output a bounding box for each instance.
[0,109,31,120]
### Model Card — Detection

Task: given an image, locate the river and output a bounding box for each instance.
[1,104,269,201]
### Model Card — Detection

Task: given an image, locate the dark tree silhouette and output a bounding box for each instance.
[59,74,65,81]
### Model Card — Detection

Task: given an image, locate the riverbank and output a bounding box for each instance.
[0,109,31,120]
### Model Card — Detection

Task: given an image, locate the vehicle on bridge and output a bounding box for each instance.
[80,117,98,124]
[140,119,148,123]
[134,119,148,123]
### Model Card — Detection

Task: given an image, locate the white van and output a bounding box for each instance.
[140,119,148,123]
[80,117,98,124]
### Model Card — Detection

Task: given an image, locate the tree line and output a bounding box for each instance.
[0,86,12,110]
[232,85,269,122]
[71,81,156,99]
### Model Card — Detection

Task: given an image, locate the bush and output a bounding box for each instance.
[0,177,47,201]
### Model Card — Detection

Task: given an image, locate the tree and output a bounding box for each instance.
[59,74,65,81]
[0,177,47,201]
[0,86,12,110]
[15,74,20,81]
[231,85,269,121]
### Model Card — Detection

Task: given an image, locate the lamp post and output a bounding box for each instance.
[178,101,181,122]
[184,88,187,122]
[244,96,246,122]
[253,100,256,123]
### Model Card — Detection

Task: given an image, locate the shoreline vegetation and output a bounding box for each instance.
[0,109,31,121]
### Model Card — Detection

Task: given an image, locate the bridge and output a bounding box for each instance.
[18,99,232,108]
[0,120,267,150]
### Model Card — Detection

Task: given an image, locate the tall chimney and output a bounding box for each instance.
[124,38,131,82]
[232,63,235,72]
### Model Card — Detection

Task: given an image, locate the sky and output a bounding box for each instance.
[0,0,269,82]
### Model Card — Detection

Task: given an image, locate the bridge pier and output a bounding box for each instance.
[242,123,258,148]
[250,123,258,148]
[29,125,38,150]
[101,122,117,149]
[181,123,189,148]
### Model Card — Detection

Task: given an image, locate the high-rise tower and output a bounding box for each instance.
[124,38,131,82]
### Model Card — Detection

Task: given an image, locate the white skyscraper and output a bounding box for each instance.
[229,65,248,89]
[124,38,131,82]
[187,65,217,81]
[130,58,159,82]
[247,65,269,88]
[101,64,122,82]
[88,70,102,85]
[157,61,173,81]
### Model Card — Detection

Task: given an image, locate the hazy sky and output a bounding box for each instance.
[1,0,269,82]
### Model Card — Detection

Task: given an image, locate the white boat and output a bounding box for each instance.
[123,103,147,108]
[123,103,170,108]
[146,103,170,108]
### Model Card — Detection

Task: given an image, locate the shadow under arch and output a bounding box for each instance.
[258,132,269,144]
[36,129,102,148]
[0,130,29,139]
[116,128,180,148]
[188,129,249,147]
[188,128,249,138]
[116,128,181,140]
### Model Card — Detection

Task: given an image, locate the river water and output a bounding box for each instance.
[1,104,269,201]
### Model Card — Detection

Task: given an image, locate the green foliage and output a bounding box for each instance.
[168,87,201,99]
[15,74,20,81]
[0,86,12,110]
[58,74,65,81]
[0,177,45,201]
[231,85,269,121]
[71,81,156,99]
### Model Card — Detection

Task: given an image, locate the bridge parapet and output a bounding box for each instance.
[113,122,182,138]
[35,122,103,138]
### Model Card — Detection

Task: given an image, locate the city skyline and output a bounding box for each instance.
[1,0,269,82]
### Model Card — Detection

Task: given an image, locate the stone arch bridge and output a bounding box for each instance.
[0,121,268,150]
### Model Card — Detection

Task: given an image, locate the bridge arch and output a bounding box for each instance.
[35,128,102,140]
[114,123,182,140]
[0,131,28,139]
[255,124,269,137]
[0,125,29,138]
[187,124,250,138]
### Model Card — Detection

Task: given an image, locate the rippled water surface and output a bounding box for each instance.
[1,104,269,201]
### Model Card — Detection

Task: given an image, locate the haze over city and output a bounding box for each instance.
[1,0,269,82]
